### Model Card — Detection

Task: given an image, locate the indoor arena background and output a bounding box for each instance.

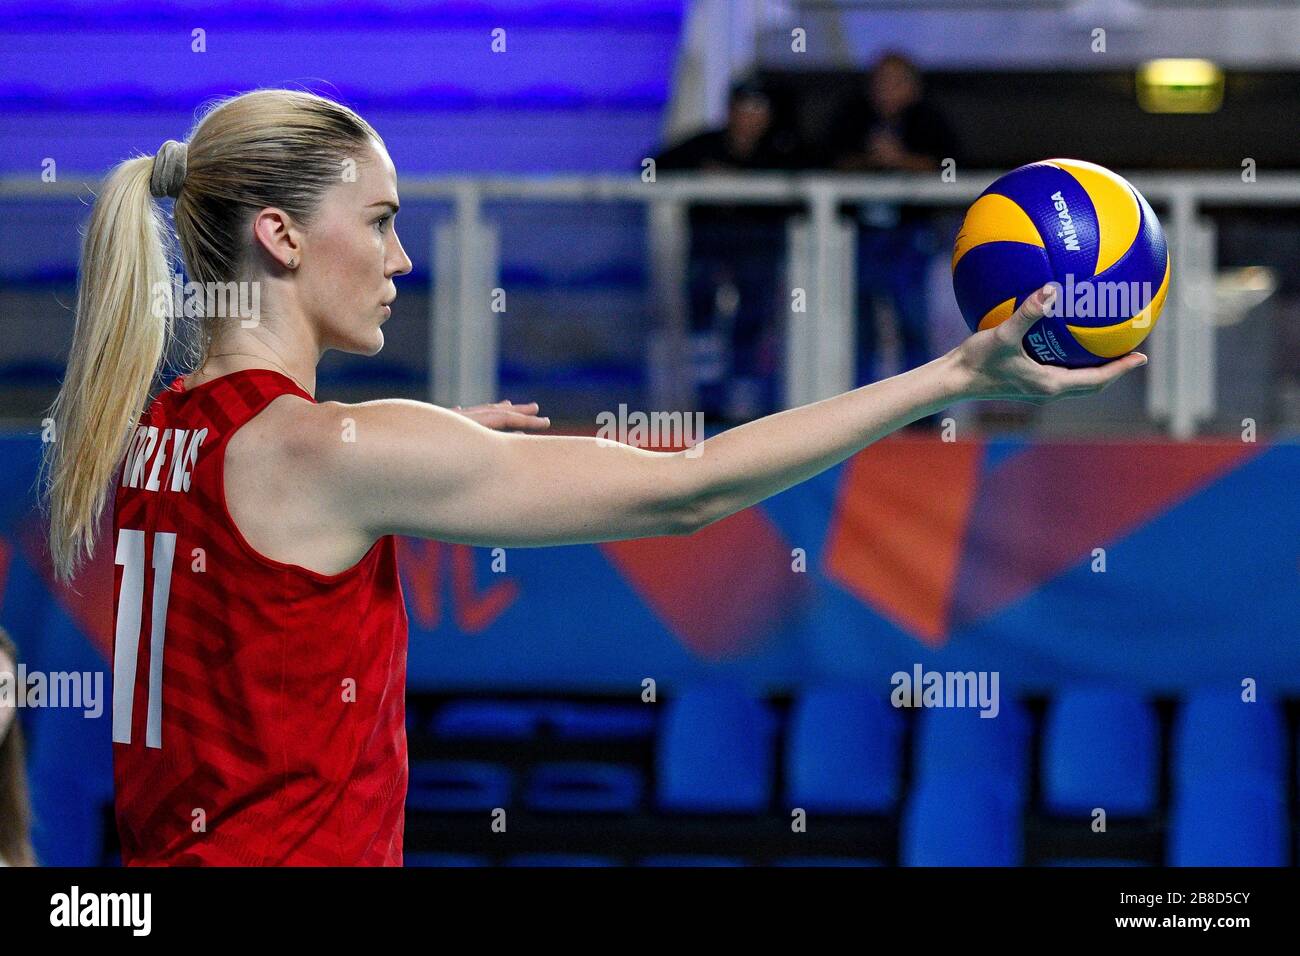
[1,0,1298,867]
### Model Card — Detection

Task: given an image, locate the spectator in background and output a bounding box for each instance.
[831,52,960,389]
[0,627,36,866]
[654,79,801,421]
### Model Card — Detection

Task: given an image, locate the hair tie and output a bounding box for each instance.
[150,140,188,199]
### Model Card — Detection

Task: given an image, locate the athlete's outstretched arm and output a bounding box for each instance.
[672,286,1145,531]
[315,287,1145,548]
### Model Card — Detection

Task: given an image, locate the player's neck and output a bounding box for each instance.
[186,345,317,398]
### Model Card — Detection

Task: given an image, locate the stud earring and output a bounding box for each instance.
[287,257,297,268]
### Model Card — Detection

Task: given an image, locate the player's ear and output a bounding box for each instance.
[250,207,301,271]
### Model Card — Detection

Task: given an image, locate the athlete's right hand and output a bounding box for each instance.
[950,284,1149,404]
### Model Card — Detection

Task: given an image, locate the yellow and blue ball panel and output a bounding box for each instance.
[952,158,1170,367]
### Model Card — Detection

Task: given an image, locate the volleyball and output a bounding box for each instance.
[952,158,1171,367]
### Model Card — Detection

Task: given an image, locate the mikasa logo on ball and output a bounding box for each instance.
[1050,190,1082,251]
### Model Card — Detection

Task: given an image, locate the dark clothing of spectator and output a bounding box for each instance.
[828,98,960,227]
[654,128,803,239]
[829,96,961,391]
[652,126,800,420]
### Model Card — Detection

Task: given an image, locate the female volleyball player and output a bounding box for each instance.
[42,89,1145,866]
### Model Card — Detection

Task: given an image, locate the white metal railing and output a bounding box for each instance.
[6,171,1300,436]
[400,171,1300,437]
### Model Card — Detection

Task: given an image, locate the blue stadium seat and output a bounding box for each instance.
[1042,687,1158,817]
[524,762,643,813]
[1172,688,1285,788]
[506,854,619,867]
[784,687,903,813]
[430,700,541,741]
[1168,774,1288,867]
[656,684,775,813]
[901,779,1022,866]
[640,855,746,867]
[406,760,512,812]
[913,700,1032,807]
[543,702,656,741]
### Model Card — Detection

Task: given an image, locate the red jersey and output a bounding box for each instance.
[110,368,408,866]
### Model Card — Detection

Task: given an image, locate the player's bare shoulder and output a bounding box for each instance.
[295,396,510,542]
[222,394,387,562]
[234,396,472,515]
[223,392,331,509]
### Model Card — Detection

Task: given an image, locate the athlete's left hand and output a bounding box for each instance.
[450,400,551,432]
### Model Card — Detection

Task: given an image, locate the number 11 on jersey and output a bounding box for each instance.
[111,528,177,749]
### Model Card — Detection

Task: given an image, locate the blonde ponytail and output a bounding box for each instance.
[41,89,380,583]
[43,154,174,582]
